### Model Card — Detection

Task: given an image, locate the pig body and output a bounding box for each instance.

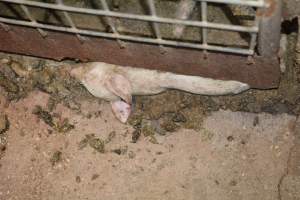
[71,62,249,122]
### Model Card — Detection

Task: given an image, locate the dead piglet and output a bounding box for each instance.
[70,62,249,123]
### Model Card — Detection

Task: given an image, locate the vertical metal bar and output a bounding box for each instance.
[258,0,282,57]
[99,0,125,48]
[201,1,208,56]
[249,14,259,56]
[295,17,300,65]
[146,0,161,40]
[146,0,165,52]
[20,4,47,37]
[296,17,300,65]
[56,0,85,42]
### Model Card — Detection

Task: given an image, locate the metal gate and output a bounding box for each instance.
[0,0,282,88]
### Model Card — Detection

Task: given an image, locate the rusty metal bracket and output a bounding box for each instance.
[0,25,280,89]
[258,0,282,58]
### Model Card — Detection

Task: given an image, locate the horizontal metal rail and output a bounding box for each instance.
[196,0,266,7]
[0,0,258,33]
[0,16,253,55]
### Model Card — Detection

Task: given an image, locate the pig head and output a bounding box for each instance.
[70,63,133,123]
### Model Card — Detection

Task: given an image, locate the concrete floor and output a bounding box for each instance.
[0,90,299,200]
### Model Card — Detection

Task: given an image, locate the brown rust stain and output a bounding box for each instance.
[257,0,278,17]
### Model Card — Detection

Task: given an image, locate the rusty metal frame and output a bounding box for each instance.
[0,0,265,55]
[0,0,282,89]
[0,25,280,89]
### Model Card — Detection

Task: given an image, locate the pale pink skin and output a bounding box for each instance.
[110,100,131,123]
[70,63,134,123]
[173,0,196,38]
[70,62,249,123]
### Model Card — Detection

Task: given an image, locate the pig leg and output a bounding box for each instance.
[173,0,196,39]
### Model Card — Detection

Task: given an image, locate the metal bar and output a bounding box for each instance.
[0,16,253,55]
[146,0,162,40]
[196,0,266,7]
[19,4,47,37]
[146,0,164,51]
[56,0,84,42]
[56,0,75,28]
[0,0,258,33]
[249,33,257,54]
[249,13,260,54]
[258,0,282,57]
[99,0,124,47]
[201,1,208,54]
[99,0,118,33]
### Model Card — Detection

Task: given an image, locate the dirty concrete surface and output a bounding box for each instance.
[0,89,299,200]
[0,2,300,199]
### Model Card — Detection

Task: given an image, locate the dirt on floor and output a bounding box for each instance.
[0,89,299,200]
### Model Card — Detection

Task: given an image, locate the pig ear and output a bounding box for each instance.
[111,100,131,123]
[105,73,132,104]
